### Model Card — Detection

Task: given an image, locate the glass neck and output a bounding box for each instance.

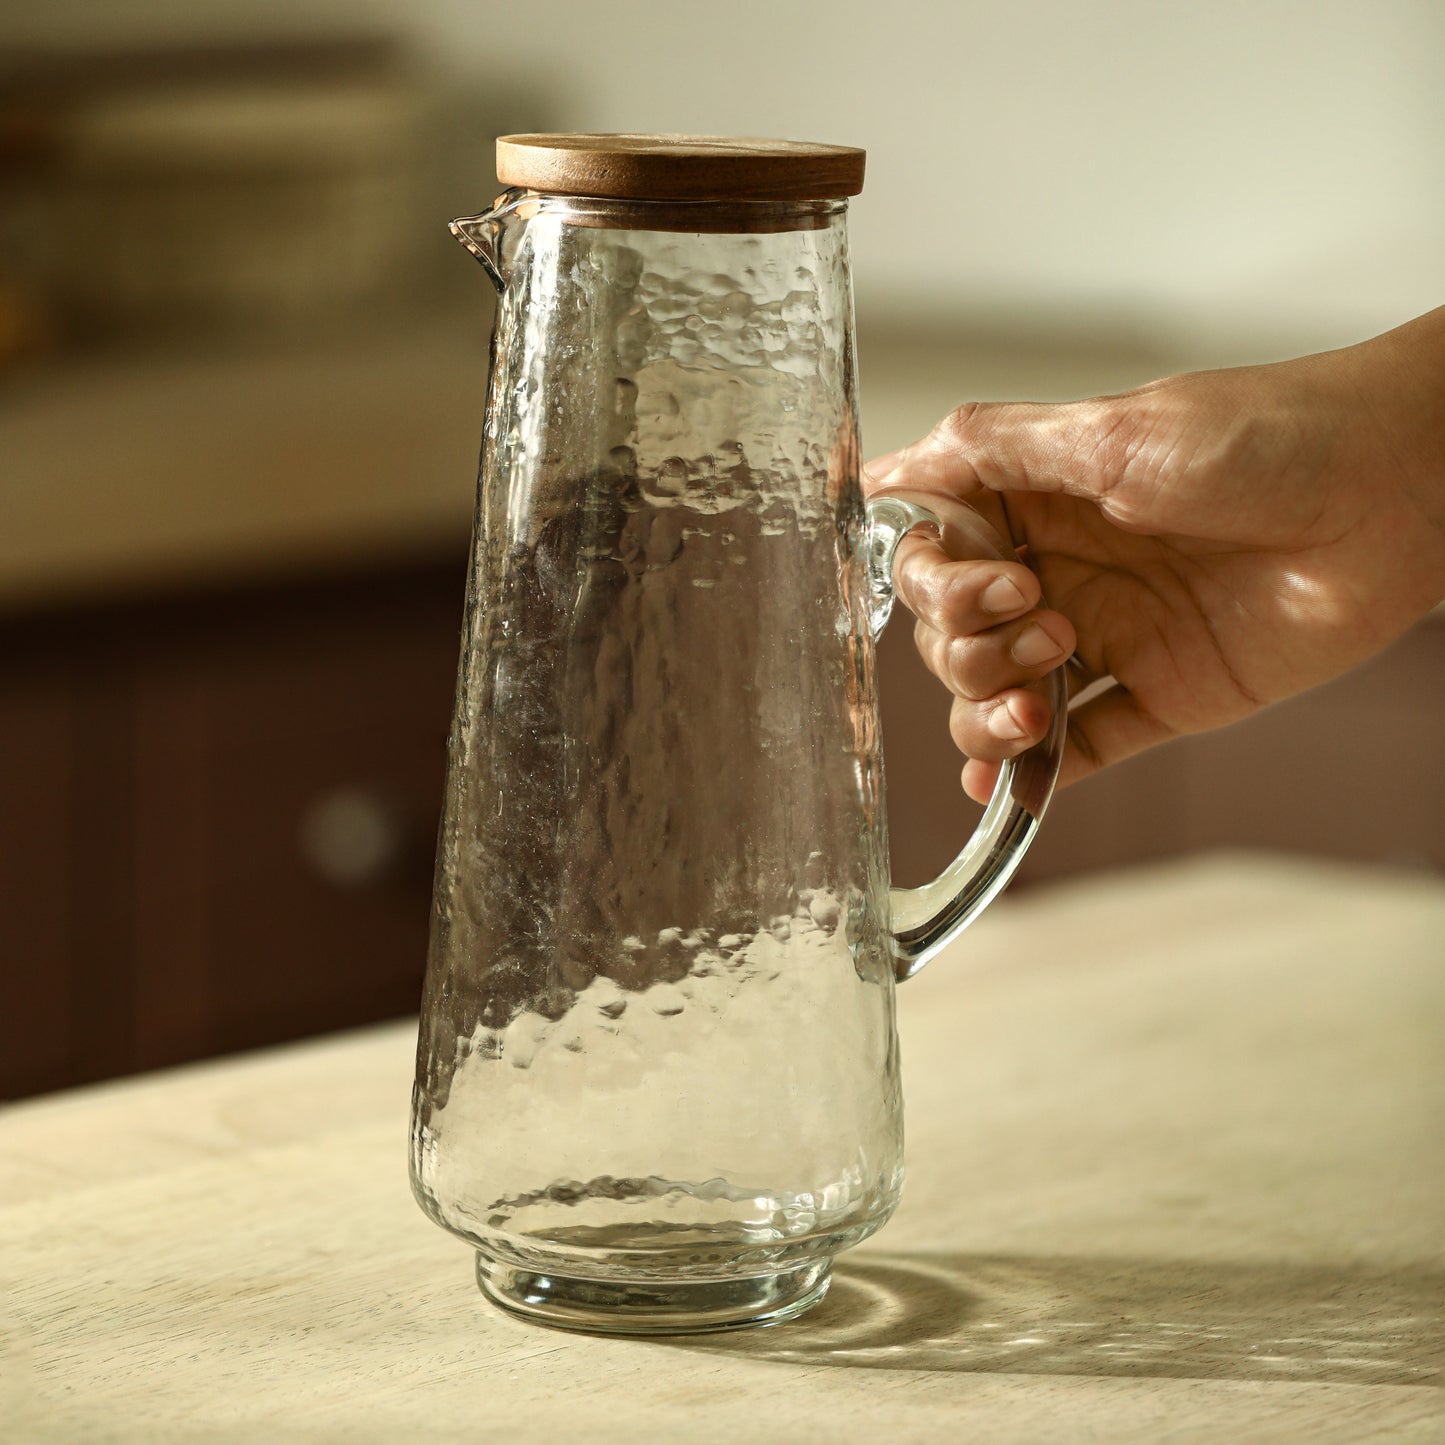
[497,188,847,236]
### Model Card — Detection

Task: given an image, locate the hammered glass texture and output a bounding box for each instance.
[411,199,904,1288]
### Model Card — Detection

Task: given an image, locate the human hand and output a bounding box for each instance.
[866,307,1445,802]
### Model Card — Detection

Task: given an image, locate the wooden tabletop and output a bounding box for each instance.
[2,853,1441,1441]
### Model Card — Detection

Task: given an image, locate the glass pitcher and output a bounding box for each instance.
[410,134,1066,1334]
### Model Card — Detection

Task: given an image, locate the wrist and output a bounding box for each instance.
[1348,308,1445,584]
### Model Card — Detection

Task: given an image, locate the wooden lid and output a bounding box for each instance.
[495,133,866,202]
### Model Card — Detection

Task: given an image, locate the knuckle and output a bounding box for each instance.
[935,567,978,627]
[947,696,975,753]
[948,694,1006,759]
[1073,394,1153,516]
[912,618,938,663]
[1086,393,1136,450]
[942,635,991,701]
[933,399,985,447]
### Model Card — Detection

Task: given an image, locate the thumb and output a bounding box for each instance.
[867,398,1123,509]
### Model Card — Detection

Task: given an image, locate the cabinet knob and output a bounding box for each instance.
[297,786,408,889]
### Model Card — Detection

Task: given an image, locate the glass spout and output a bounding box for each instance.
[450,209,506,291]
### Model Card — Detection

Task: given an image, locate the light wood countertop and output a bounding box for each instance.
[2,854,1441,1441]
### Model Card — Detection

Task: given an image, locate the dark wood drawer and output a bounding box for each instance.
[0,562,464,1097]
[5,553,1438,1100]
[880,613,1445,888]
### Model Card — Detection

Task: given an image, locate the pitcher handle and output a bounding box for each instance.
[864,490,1068,980]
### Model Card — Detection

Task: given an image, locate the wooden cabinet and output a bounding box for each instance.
[880,613,1445,889]
[4,550,1439,1101]
[0,563,464,1098]
[0,665,85,1097]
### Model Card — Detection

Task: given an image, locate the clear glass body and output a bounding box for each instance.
[410,193,904,1331]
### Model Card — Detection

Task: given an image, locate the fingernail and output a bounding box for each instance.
[1011,622,1065,666]
[981,575,1027,614]
[987,701,1029,740]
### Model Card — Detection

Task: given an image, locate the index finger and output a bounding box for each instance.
[892,531,1041,635]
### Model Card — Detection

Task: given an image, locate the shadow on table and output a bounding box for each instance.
[666,1252,1443,1386]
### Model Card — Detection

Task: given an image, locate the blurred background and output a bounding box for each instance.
[2,0,1441,1098]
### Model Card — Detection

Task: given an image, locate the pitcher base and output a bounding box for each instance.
[474,1252,832,1335]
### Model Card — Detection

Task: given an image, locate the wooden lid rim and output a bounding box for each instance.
[495,133,866,202]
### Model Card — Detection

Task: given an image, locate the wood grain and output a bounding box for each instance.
[496,133,866,201]
[2,855,1441,1441]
